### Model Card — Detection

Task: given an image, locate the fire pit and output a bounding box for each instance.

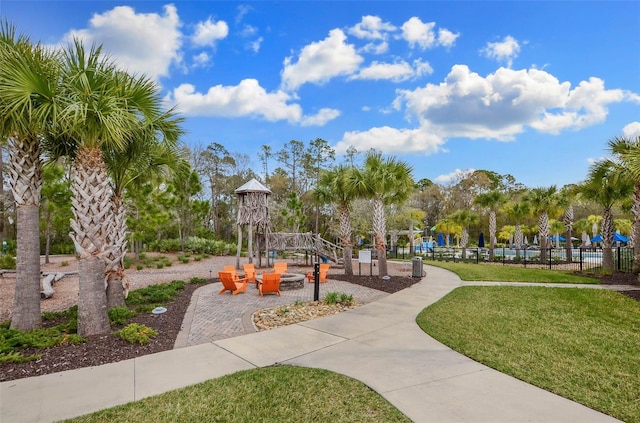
[256,273,305,290]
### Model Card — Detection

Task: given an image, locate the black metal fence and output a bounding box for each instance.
[387,245,635,273]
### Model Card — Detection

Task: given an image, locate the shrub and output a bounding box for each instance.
[126,280,185,305]
[108,307,136,326]
[189,276,209,284]
[123,256,134,269]
[115,323,157,344]
[323,292,339,304]
[0,255,16,270]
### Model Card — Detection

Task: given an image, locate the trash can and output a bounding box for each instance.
[411,257,423,278]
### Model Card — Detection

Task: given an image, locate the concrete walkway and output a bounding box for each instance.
[1,265,629,422]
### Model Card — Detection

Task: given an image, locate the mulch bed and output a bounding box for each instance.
[1,272,637,383]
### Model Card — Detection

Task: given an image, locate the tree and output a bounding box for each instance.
[0,23,61,330]
[606,136,640,273]
[449,209,479,259]
[525,186,564,262]
[258,144,272,183]
[577,160,633,273]
[502,201,530,259]
[199,142,235,237]
[474,190,508,261]
[316,165,357,275]
[277,139,305,194]
[349,152,414,278]
[40,163,72,263]
[102,132,183,308]
[60,40,180,336]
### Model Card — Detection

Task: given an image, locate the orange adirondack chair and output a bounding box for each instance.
[223,265,240,280]
[218,271,248,296]
[243,263,257,284]
[307,263,330,283]
[272,262,287,274]
[259,272,281,296]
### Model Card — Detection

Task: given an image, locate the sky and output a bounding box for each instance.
[2,1,639,188]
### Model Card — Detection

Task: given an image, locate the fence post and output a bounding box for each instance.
[579,247,583,272]
[617,246,621,271]
[548,247,552,270]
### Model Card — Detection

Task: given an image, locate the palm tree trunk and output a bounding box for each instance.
[602,208,614,273]
[372,197,388,277]
[488,211,496,261]
[106,194,128,308]
[515,224,522,259]
[70,146,112,336]
[461,228,468,260]
[11,204,42,330]
[539,212,549,262]
[632,187,640,274]
[339,204,353,275]
[8,136,42,331]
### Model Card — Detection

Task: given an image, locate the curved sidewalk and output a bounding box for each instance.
[1,265,624,423]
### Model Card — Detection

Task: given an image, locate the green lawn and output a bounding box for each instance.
[426,260,599,283]
[417,286,640,423]
[64,366,410,422]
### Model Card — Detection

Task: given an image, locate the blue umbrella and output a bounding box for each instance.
[615,233,629,242]
[437,233,445,246]
[591,233,628,243]
[550,235,566,241]
[478,232,485,248]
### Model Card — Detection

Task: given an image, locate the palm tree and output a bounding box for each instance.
[577,160,633,273]
[0,23,61,330]
[502,201,530,259]
[525,186,563,263]
[474,190,507,261]
[102,135,183,308]
[350,152,414,278]
[59,40,177,336]
[449,209,479,260]
[607,136,640,273]
[316,165,357,275]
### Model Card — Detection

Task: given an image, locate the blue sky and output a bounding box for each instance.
[2,1,639,188]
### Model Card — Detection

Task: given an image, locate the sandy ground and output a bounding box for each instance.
[0,253,240,322]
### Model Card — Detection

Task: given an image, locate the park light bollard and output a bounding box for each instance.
[313,262,320,301]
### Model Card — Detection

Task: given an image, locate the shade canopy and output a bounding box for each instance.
[591,233,628,243]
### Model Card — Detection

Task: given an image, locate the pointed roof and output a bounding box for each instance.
[234,178,271,194]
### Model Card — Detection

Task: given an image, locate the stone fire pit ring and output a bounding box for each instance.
[256,273,305,290]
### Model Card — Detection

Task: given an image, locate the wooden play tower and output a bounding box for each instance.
[234,178,271,269]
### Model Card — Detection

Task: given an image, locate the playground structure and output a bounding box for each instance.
[268,232,343,265]
[234,179,343,269]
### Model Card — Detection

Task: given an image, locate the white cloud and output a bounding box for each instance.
[481,36,520,67]
[334,125,445,155]
[348,15,396,40]
[360,40,389,55]
[623,122,640,140]
[192,52,211,68]
[401,17,437,49]
[246,37,263,53]
[435,168,476,185]
[438,28,460,47]
[351,59,433,82]
[167,79,302,122]
[281,29,363,92]
[192,17,229,47]
[300,108,341,126]
[61,4,182,79]
[395,65,633,141]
